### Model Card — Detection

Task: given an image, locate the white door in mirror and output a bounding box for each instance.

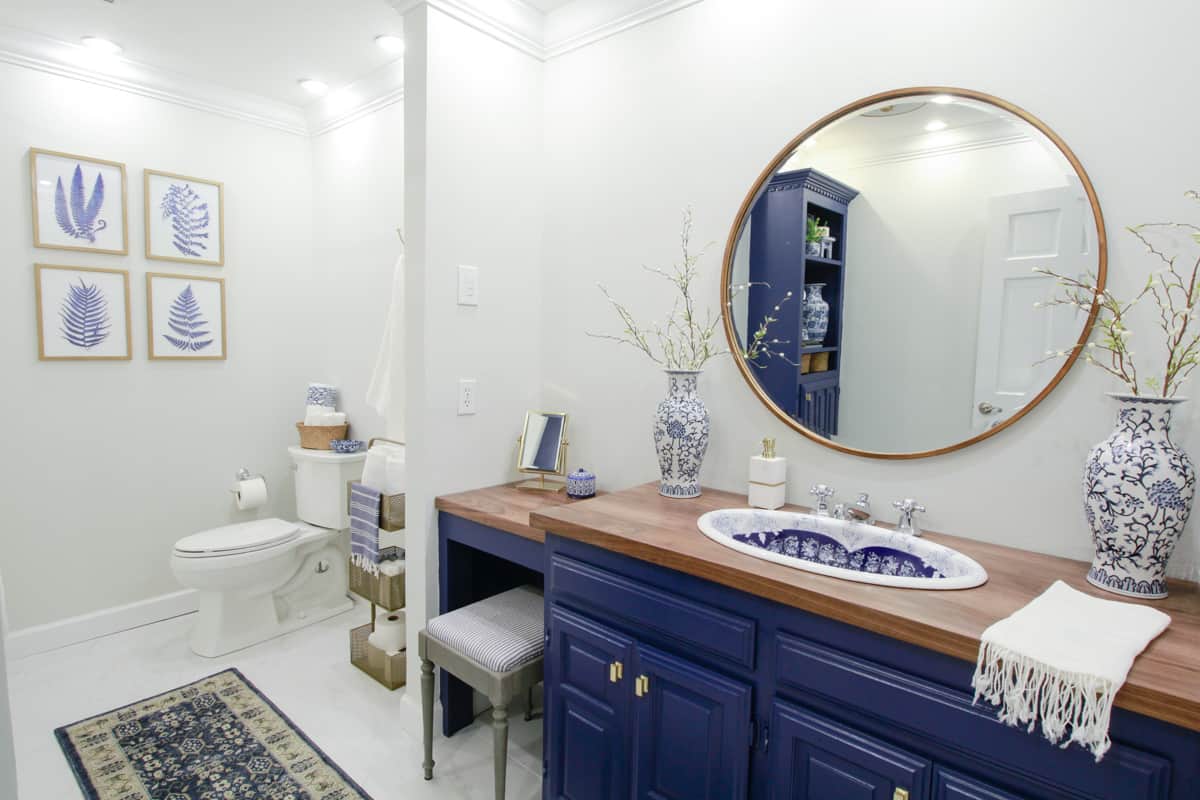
[972,185,1089,433]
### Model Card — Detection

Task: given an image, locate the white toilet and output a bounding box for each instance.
[171,446,366,657]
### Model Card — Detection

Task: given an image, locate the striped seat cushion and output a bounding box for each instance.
[426,585,544,673]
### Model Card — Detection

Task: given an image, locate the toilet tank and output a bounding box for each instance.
[287,446,366,529]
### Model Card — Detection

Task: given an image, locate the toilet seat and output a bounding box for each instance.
[174,518,300,558]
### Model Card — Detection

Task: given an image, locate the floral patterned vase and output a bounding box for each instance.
[802,283,829,346]
[1085,394,1194,599]
[653,370,710,498]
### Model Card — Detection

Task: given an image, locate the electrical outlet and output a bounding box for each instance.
[457,379,478,415]
[458,265,479,306]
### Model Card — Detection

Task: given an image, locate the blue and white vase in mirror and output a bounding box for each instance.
[654,370,710,498]
[802,283,830,346]
[1084,393,1194,599]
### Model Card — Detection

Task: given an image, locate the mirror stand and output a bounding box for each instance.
[514,436,570,492]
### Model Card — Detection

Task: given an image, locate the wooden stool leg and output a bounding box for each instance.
[492,704,509,800]
[524,686,534,721]
[420,658,435,780]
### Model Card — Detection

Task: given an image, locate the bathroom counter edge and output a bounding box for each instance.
[435,482,600,543]
[529,482,1200,732]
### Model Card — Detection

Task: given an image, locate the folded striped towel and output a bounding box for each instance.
[349,482,382,574]
[971,580,1171,761]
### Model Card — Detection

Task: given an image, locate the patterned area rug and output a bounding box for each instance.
[55,668,372,800]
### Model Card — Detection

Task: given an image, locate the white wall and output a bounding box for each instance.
[539,0,1200,578]
[401,4,545,691]
[0,63,400,632]
[0,576,18,797]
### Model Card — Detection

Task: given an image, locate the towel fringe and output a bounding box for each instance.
[971,640,1115,761]
[351,552,380,576]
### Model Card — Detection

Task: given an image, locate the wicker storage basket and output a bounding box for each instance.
[296,422,349,450]
[350,623,407,690]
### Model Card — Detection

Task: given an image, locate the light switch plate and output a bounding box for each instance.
[457,379,478,415]
[457,265,479,306]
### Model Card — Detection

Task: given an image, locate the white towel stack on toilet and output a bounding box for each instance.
[362,441,406,495]
[304,383,346,426]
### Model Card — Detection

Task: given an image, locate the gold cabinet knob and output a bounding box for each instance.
[893,789,909,800]
[608,661,624,683]
[635,675,649,697]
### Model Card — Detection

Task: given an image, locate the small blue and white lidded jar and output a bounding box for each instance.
[567,468,596,499]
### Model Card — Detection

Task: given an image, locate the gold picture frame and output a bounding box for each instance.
[30,148,129,255]
[34,263,132,361]
[515,410,569,491]
[146,272,227,361]
[144,169,225,266]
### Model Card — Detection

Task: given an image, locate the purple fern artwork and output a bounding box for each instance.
[161,183,210,257]
[163,284,213,352]
[54,165,108,243]
[59,280,111,349]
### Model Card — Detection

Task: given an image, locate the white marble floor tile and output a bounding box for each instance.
[6,601,543,799]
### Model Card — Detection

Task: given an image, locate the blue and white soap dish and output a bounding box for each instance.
[330,439,365,454]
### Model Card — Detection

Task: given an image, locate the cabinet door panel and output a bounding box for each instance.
[932,768,1022,800]
[632,643,753,800]
[547,605,634,800]
[770,699,930,800]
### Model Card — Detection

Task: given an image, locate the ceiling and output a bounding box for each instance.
[0,0,405,106]
[522,0,573,10]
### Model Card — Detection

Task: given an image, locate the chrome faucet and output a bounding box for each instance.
[845,493,873,523]
[810,484,836,516]
[892,498,926,537]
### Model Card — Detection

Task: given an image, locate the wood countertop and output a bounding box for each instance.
[528,482,1200,732]
[435,482,597,543]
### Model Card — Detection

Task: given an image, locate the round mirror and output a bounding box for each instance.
[722,88,1106,459]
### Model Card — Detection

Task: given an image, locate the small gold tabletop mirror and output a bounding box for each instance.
[516,411,569,491]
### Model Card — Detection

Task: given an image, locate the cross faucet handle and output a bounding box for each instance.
[810,484,836,515]
[891,498,926,536]
[892,498,925,514]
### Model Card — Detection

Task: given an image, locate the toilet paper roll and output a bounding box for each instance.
[233,477,269,511]
[368,610,406,655]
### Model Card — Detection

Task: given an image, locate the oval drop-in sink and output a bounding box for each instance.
[697,509,987,590]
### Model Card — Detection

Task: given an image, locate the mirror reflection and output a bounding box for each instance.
[727,91,1102,456]
[519,411,568,473]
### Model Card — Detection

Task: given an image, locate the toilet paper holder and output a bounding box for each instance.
[231,467,268,492]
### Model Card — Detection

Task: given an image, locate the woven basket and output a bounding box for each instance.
[296,422,350,450]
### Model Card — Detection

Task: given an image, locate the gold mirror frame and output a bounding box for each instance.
[720,87,1108,460]
[516,411,570,491]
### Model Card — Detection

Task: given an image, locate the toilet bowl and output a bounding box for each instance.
[170,447,366,657]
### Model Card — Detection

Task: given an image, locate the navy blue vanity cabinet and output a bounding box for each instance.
[746,168,858,436]
[545,605,634,800]
[542,533,1200,800]
[770,699,931,799]
[632,644,753,799]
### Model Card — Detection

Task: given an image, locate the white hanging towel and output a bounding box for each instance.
[366,244,405,436]
[971,580,1170,761]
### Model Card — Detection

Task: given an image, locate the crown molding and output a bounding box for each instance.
[392,0,705,61]
[850,133,1033,169]
[307,59,407,137]
[0,25,309,136]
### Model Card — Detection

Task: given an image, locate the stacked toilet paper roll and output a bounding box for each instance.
[368,610,406,655]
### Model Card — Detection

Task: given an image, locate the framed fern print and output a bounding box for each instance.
[34,264,132,361]
[30,149,129,255]
[146,273,226,360]
[144,170,225,266]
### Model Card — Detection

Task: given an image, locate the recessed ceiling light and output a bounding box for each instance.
[925,120,948,132]
[81,36,122,55]
[375,34,405,54]
[298,79,328,96]
[930,94,955,105]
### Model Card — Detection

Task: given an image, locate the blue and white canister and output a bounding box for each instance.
[307,383,337,408]
[567,468,596,499]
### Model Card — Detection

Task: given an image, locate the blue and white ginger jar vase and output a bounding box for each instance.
[653,370,710,498]
[1084,393,1194,599]
[802,283,829,346]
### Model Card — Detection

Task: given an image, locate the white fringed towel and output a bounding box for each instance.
[971,580,1170,761]
[366,247,405,435]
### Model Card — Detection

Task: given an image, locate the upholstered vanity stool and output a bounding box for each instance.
[419,584,545,800]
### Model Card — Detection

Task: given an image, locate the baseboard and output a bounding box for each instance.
[5,589,198,661]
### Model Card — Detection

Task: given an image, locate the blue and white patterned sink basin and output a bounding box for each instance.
[697,509,987,590]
